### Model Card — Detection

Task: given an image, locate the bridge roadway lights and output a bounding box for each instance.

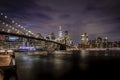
[60,44,66,50]
[0,31,67,50]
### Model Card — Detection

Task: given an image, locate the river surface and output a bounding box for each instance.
[3,50,120,80]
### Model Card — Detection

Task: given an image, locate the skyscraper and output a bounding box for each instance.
[64,31,72,45]
[58,26,63,38]
[81,33,89,48]
[104,36,108,48]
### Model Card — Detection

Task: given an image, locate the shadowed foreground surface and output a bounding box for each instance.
[5,50,120,80]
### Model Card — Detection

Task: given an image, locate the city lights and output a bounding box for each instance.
[4,16,7,18]
[6,24,8,27]
[15,23,18,25]
[2,29,5,31]
[7,29,11,33]
[23,28,26,30]
[12,20,15,23]
[0,12,120,51]
[0,1,120,80]
[12,27,14,30]
[2,22,5,24]
[9,26,12,28]
[0,13,3,15]
[18,25,21,27]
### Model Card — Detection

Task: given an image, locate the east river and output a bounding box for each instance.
[3,50,120,80]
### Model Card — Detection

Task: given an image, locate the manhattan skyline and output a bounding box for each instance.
[0,0,120,44]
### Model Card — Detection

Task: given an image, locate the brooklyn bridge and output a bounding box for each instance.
[0,13,72,51]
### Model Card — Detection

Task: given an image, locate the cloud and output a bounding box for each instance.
[59,14,71,19]
[0,0,120,44]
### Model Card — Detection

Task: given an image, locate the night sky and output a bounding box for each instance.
[0,0,120,44]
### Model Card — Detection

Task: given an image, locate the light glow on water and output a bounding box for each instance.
[81,50,88,58]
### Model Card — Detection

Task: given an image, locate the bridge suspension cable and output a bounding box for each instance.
[0,12,38,37]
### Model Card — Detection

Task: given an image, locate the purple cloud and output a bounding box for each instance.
[0,0,120,44]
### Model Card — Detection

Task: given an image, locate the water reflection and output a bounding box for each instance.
[4,50,120,80]
[80,50,89,70]
[0,69,17,80]
[53,56,64,70]
[81,50,89,58]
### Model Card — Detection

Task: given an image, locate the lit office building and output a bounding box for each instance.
[95,37,102,48]
[103,36,108,48]
[81,33,89,48]
[64,31,72,45]
[58,26,63,38]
